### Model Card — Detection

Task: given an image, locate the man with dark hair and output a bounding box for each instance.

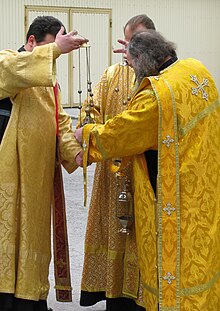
[0,16,69,143]
[76,30,220,311]
[0,15,87,311]
[78,15,155,311]
[0,15,68,142]
[25,16,67,43]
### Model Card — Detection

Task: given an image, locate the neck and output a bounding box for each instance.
[24,43,31,52]
[159,56,172,68]
[159,55,178,72]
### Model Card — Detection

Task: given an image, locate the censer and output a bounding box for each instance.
[113,60,135,234]
[116,172,134,234]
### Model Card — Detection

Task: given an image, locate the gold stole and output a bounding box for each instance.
[150,76,180,310]
[53,83,72,302]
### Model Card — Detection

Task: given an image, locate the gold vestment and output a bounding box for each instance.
[82,58,220,310]
[0,43,81,301]
[79,63,145,306]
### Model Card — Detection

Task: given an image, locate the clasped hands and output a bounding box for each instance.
[74,128,83,167]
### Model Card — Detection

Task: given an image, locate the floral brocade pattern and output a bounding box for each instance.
[0,46,81,301]
[83,59,220,310]
[81,64,145,306]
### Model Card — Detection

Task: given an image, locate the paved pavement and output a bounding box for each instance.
[48,111,106,310]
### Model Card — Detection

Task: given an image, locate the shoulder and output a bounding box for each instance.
[106,63,120,79]
[0,49,18,58]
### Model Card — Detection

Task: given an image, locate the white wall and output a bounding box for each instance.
[1,0,220,91]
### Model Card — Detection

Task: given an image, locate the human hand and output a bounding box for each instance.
[113,39,128,54]
[55,27,89,54]
[74,127,83,145]
[75,150,83,167]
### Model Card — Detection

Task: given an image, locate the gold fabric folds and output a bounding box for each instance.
[82,58,220,310]
[0,44,81,301]
[80,64,145,306]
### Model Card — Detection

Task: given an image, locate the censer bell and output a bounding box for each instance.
[117,177,133,235]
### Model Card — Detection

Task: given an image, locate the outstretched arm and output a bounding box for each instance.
[75,85,158,165]
[0,27,88,99]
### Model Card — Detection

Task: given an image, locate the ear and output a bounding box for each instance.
[26,35,37,51]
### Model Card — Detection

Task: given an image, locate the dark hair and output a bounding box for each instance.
[128,30,177,83]
[124,14,156,33]
[26,16,66,43]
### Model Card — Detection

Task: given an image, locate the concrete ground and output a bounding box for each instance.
[48,110,106,311]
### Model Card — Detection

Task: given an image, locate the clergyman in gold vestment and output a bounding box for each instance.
[0,16,88,311]
[75,31,220,311]
[78,15,155,311]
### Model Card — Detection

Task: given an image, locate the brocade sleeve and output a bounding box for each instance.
[57,89,82,173]
[82,85,158,163]
[0,43,61,99]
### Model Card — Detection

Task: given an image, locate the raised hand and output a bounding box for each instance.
[113,39,128,54]
[55,26,89,54]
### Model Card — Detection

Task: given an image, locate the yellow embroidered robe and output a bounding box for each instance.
[82,58,220,311]
[78,63,145,305]
[0,43,81,301]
